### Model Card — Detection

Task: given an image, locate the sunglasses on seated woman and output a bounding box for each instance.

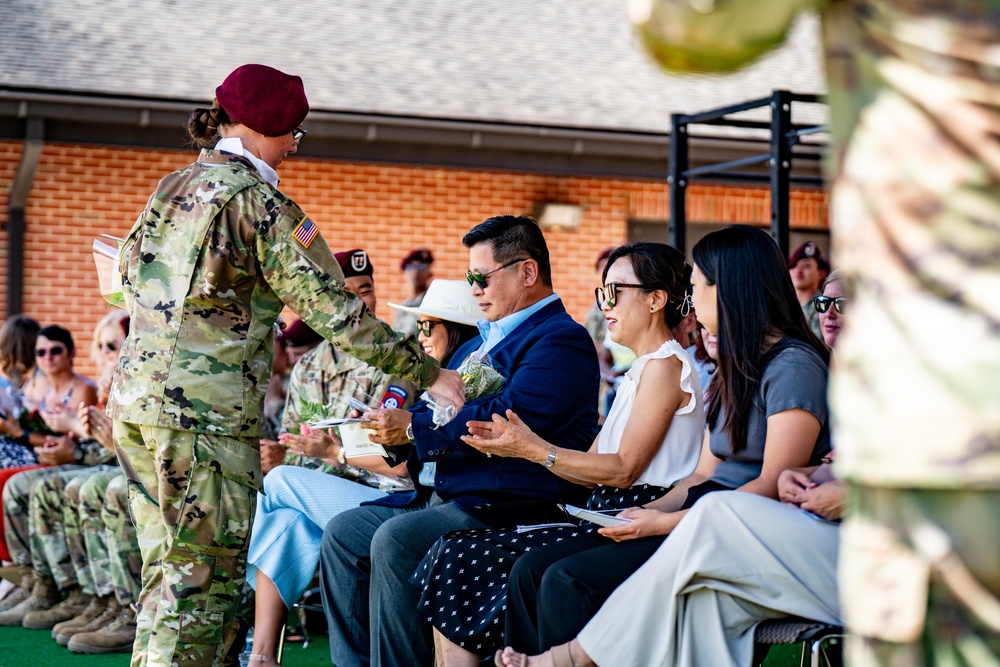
[813,295,848,314]
[595,283,650,309]
[415,320,444,337]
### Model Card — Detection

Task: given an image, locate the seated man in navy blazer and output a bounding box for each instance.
[318,215,600,667]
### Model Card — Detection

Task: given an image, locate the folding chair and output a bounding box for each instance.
[752,618,844,667]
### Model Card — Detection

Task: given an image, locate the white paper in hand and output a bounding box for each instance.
[339,422,388,458]
[563,504,632,527]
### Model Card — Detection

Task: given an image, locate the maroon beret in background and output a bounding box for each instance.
[335,249,375,279]
[215,64,309,137]
[279,318,322,348]
[788,241,830,272]
[400,247,434,270]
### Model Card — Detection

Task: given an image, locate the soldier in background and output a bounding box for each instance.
[107,64,463,667]
[629,0,1000,662]
[787,241,829,340]
[393,247,435,336]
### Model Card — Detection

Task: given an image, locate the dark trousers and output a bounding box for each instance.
[318,495,489,667]
[505,533,666,654]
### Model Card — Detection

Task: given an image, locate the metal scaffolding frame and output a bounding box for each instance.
[668,90,826,259]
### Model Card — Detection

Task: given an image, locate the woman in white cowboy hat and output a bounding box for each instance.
[389,279,482,368]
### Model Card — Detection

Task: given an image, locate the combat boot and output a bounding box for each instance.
[52,594,112,641]
[0,573,58,625]
[0,569,34,612]
[68,604,136,654]
[22,585,92,629]
[55,596,119,645]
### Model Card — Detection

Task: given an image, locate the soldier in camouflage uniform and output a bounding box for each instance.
[107,64,461,667]
[0,432,116,625]
[630,0,1000,662]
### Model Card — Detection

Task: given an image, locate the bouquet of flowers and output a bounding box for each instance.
[423,351,506,427]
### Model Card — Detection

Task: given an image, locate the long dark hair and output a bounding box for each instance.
[0,315,40,383]
[441,322,480,367]
[601,242,691,328]
[693,226,828,452]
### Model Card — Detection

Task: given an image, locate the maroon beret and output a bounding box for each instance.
[788,241,830,272]
[215,64,309,138]
[400,247,434,270]
[279,318,322,348]
[335,249,374,279]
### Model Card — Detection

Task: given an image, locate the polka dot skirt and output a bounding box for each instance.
[410,483,669,657]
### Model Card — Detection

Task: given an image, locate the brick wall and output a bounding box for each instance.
[0,140,828,379]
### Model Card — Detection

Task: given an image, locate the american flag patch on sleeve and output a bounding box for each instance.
[292,216,319,248]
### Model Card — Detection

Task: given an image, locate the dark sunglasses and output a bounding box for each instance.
[595,283,650,309]
[292,127,307,143]
[98,341,118,352]
[36,345,66,358]
[465,258,528,289]
[813,295,848,314]
[415,320,444,337]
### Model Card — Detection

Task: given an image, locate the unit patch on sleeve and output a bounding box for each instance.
[379,385,409,409]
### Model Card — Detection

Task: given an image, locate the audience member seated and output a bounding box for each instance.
[497,268,850,667]
[495,225,832,660]
[260,318,324,467]
[788,241,830,340]
[692,321,717,401]
[317,215,600,667]
[0,316,42,575]
[243,260,478,666]
[413,243,704,666]
[814,270,846,348]
[0,324,108,625]
[393,247,436,337]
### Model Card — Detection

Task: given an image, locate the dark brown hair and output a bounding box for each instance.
[0,315,40,383]
[187,104,233,148]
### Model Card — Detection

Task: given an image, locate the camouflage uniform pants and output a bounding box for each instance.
[31,466,97,588]
[1,464,79,567]
[103,471,142,605]
[113,421,260,667]
[842,486,1000,667]
[74,466,127,597]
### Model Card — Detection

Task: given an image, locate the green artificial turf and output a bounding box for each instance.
[0,624,815,666]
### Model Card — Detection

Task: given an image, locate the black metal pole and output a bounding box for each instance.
[669,114,688,253]
[769,91,792,259]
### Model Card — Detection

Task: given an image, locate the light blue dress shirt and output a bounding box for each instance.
[476,293,560,354]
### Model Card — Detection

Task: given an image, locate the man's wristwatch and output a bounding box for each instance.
[406,423,414,442]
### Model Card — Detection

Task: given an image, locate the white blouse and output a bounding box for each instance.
[597,339,704,488]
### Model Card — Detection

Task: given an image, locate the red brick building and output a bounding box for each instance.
[0,1,828,379]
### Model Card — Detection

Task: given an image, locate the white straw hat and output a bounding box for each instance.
[388,279,482,327]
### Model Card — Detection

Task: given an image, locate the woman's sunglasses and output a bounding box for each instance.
[36,346,66,358]
[465,258,528,289]
[813,295,848,314]
[98,341,118,352]
[415,320,444,337]
[594,283,650,309]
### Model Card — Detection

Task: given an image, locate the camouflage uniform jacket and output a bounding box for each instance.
[108,150,439,437]
[281,339,417,489]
